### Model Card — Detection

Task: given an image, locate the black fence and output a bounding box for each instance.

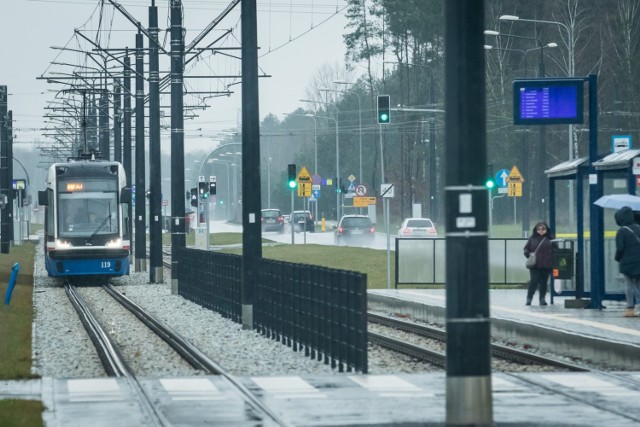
[177,247,369,373]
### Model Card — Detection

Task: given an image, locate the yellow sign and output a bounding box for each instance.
[353,196,377,207]
[297,166,311,183]
[298,182,312,197]
[507,165,524,183]
[508,182,522,197]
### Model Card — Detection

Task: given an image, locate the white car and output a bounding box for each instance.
[397,218,438,238]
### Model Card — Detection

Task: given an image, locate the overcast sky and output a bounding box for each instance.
[1,0,351,155]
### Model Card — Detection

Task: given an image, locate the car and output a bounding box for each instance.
[334,215,375,246]
[397,217,438,238]
[261,208,285,233]
[291,210,314,232]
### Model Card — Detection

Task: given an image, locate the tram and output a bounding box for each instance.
[38,155,131,277]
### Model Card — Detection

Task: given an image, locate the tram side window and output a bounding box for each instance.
[45,189,54,237]
[122,203,130,240]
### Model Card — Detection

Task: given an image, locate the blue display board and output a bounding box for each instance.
[513,78,584,125]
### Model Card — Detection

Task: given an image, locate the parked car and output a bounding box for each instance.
[397,217,438,238]
[261,208,285,233]
[291,210,314,232]
[334,214,375,246]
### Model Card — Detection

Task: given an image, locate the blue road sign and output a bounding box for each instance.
[496,169,510,188]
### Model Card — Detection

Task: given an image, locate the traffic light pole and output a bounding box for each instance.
[290,190,294,244]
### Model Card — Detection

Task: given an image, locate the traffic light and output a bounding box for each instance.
[485,177,496,189]
[209,176,217,195]
[198,181,208,199]
[377,95,390,124]
[287,164,297,189]
[190,187,198,207]
[485,163,495,189]
[334,177,342,193]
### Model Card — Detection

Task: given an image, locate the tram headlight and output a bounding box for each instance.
[55,239,72,249]
[105,238,123,248]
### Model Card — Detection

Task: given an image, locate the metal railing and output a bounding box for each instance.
[177,247,369,373]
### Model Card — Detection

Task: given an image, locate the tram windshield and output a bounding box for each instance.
[58,179,119,237]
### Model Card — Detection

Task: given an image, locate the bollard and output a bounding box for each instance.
[4,263,20,305]
[322,216,326,232]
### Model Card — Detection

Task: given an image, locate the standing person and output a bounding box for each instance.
[614,206,640,317]
[523,222,554,306]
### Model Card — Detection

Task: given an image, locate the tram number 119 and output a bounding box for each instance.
[101,261,112,269]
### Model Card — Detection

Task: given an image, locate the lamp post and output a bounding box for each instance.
[485,30,553,222]
[500,14,576,226]
[303,109,339,220]
[485,42,556,235]
[331,84,363,184]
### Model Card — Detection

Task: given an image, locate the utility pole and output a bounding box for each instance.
[444,1,493,425]
[0,86,10,253]
[170,0,186,294]
[123,51,133,247]
[134,29,146,273]
[113,78,122,162]
[241,0,262,329]
[148,0,163,283]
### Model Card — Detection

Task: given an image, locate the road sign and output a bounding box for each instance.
[506,166,524,183]
[355,185,367,196]
[508,182,522,197]
[198,175,205,182]
[495,169,510,188]
[353,196,376,207]
[347,183,356,192]
[312,189,320,198]
[162,199,168,206]
[612,135,631,153]
[312,174,322,185]
[348,174,356,182]
[297,166,312,183]
[298,182,311,197]
[381,183,394,198]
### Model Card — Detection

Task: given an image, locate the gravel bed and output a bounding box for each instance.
[32,240,430,378]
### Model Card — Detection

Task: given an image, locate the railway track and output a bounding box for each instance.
[64,281,290,426]
[368,312,590,372]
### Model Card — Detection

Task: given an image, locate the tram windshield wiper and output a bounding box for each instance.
[89,214,112,241]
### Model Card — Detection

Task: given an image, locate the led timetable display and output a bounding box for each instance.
[513,79,584,125]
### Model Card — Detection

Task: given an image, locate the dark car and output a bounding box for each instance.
[334,215,375,246]
[292,210,314,232]
[261,208,285,233]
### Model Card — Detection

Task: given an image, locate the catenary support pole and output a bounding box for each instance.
[148,1,163,283]
[134,29,147,272]
[240,0,262,329]
[444,1,493,425]
[170,0,186,295]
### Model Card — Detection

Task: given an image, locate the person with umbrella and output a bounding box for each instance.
[614,206,640,317]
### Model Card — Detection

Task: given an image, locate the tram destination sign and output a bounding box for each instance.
[513,78,584,125]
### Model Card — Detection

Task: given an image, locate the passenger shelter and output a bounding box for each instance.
[546,149,640,308]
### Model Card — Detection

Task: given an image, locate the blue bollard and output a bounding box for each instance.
[4,263,20,305]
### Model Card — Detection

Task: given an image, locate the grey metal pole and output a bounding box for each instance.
[170,0,186,294]
[123,52,133,251]
[113,78,122,162]
[444,1,493,424]
[134,29,146,273]
[0,86,9,254]
[148,1,163,283]
[241,0,262,330]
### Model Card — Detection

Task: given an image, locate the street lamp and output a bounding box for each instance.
[301,106,340,220]
[332,83,363,184]
[485,29,554,221]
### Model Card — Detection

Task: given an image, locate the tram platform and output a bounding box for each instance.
[369,288,640,370]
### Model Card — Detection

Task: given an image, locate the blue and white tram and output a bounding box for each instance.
[39,159,131,277]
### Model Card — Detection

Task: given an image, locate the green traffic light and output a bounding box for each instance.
[380,113,389,122]
[288,180,297,189]
[485,179,495,189]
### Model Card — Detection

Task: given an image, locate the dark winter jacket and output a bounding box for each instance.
[614,206,640,277]
[523,222,554,270]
